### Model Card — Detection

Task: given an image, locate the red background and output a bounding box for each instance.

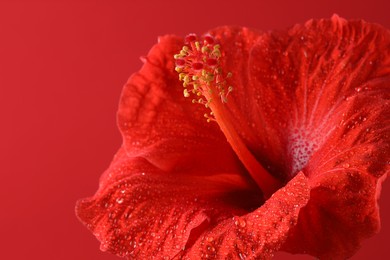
[1,1,389,259]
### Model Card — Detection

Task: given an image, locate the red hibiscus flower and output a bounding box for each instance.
[76,15,389,259]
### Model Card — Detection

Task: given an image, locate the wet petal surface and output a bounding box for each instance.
[76,148,262,259]
[184,172,309,260]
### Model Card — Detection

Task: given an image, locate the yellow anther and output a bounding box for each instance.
[173,34,233,123]
[201,46,210,53]
[203,113,212,123]
[184,75,190,83]
[183,89,190,98]
[213,45,221,57]
[179,73,186,81]
[174,54,183,59]
[195,41,201,51]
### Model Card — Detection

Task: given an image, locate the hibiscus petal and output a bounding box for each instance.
[278,17,389,259]
[209,15,389,181]
[206,16,389,258]
[76,148,262,259]
[282,170,384,259]
[204,16,389,258]
[183,172,309,259]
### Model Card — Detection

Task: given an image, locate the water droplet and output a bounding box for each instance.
[116,198,124,204]
[343,163,350,169]
[207,245,216,252]
[234,217,246,228]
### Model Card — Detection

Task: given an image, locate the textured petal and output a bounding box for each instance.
[282,171,385,259]
[184,172,309,259]
[76,147,262,259]
[209,15,389,180]
[280,17,389,259]
[281,21,390,258]
[206,16,389,258]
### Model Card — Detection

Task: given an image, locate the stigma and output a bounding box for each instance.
[174,33,233,122]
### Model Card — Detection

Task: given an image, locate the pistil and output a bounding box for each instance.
[174,34,282,198]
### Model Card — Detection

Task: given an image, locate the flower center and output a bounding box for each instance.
[174,34,282,198]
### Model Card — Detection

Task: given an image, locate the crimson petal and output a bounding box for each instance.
[207,16,389,258]
[184,172,309,259]
[76,148,262,258]
[281,17,390,258]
